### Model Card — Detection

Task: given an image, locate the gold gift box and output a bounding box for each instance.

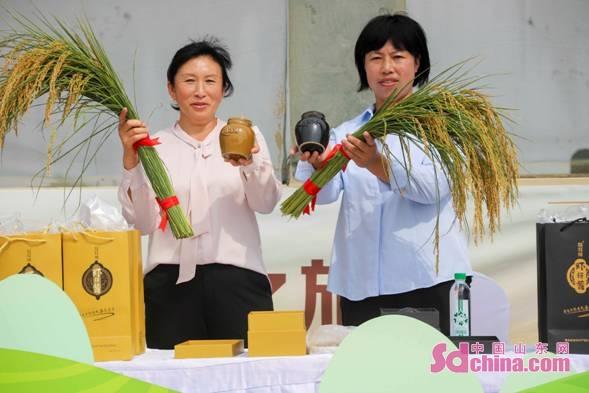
[248,310,305,331]
[0,233,63,288]
[247,330,307,357]
[62,230,145,362]
[247,311,307,357]
[175,339,244,359]
[129,230,146,358]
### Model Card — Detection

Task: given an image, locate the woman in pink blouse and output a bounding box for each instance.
[117,38,281,349]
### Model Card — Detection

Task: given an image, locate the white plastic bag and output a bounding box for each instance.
[79,196,128,231]
[307,324,355,354]
[537,205,589,223]
[0,213,24,235]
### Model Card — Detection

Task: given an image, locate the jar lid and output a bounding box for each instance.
[227,117,252,126]
[301,111,326,120]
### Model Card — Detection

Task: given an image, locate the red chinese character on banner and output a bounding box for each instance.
[268,273,286,294]
[301,259,341,329]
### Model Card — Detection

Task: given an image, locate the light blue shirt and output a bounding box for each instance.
[295,106,472,301]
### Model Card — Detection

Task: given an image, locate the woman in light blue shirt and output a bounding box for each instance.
[295,13,472,335]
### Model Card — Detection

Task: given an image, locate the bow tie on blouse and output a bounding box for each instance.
[172,123,214,284]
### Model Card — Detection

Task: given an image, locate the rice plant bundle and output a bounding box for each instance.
[282,64,519,259]
[0,13,193,239]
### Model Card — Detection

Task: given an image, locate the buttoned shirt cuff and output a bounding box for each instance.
[294,160,315,181]
[239,152,267,178]
[376,141,408,192]
[388,159,411,192]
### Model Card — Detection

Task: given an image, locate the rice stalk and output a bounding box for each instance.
[0,12,193,238]
[281,62,519,271]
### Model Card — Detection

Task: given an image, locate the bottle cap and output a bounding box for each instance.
[454,273,466,280]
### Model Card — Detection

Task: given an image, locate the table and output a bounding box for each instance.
[98,350,331,393]
[98,350,589,393]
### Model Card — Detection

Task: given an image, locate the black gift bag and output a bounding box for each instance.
[537,219,589,354]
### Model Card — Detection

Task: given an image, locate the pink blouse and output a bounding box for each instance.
[118,119,282,283]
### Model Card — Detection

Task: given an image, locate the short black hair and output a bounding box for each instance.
[354,13,430,91]
[167,37,234,104]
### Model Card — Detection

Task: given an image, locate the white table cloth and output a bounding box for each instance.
[99,350,331,393]
[98,350,589,393]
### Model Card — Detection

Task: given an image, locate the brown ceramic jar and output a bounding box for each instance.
[219,117,255,160]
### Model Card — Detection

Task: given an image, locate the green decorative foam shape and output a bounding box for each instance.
[500,351,576,392]
[0,274,93,363]
[319,315,482,393]
[0,347,177,392]
[517,371,589,392]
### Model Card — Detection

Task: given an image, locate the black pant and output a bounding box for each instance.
[144,263,273,349]
[340,277,472,336]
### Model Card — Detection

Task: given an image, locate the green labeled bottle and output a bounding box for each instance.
[450,273,471,336]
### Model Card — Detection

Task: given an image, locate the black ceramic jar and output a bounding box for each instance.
[295,111,330,154]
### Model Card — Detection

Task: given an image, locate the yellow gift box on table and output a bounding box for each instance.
[0,233,62,288]
[247,311,307,357]
[62,230,145,361]
[175,339,244,359]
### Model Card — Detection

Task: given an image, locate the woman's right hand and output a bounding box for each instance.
[118,107,149,170]
[289,145,326,170]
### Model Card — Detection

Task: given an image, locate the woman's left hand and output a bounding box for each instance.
[341,131,379,168]
[225,144,260,167]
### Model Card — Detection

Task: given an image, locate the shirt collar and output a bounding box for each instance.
[361,104,376,122]
[171,119,223,149]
